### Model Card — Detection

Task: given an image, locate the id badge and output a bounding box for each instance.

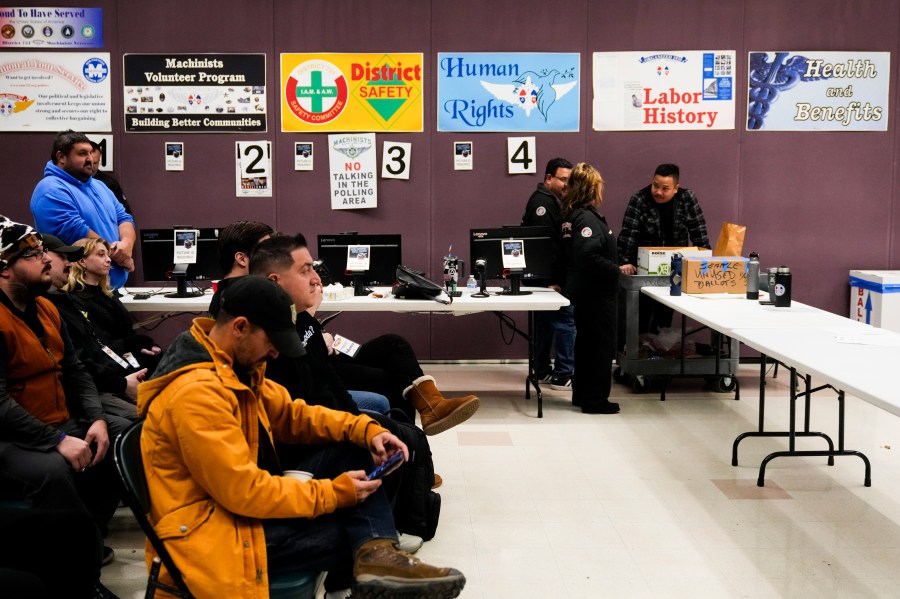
[122,352,142,369]
[101,344,131,369]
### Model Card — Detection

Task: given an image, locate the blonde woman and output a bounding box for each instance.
[561,163,620,414]
[65,238,161,377]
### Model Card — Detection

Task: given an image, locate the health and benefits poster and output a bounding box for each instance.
[281,53,423,132]
[593,50,736,131]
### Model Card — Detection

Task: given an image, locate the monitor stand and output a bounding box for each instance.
[498,271,532,296]
[351,272,372,296]
[164,268,205,299]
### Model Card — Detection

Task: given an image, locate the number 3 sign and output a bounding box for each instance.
[236,141,273,197]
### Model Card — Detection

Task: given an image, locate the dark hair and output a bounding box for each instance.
[545,157,573,178]
[217,220,274,274]
[654,163,680,183]
[50,130,92,163]
[248,233,308,276]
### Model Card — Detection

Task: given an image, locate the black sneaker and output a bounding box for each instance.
[581,401,620,414]
[91,581,120,599]
[101,546,115,567]
[550,375,572,390]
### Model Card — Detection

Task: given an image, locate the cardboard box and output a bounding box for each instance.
[682,256,749,294]
[637,246,712,275]
[849,270,900,333]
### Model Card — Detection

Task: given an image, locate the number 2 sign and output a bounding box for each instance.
[236,141,273,197]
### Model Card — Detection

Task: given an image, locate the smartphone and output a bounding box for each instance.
[366,451,404,481]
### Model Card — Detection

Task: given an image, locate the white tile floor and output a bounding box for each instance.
[103,363,900,598]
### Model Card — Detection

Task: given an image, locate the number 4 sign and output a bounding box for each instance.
[507,137,536,174]
[236,141,273,197]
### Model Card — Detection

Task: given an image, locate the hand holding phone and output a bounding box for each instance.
[367,451,404,481]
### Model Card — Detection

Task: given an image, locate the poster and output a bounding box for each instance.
[593,50,736,131]
[747,51,889,131]
[0,52,110,131]
[294,142,313,170]
[328,133,377,210]
[437,52,580,132]
[235,141,272,197]
[281,53,423,132]
[123,54,267,132]
[0,7,102,48]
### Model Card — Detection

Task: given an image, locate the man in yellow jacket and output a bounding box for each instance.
[137,275,465,599]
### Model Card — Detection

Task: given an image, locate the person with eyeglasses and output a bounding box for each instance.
[521,157,576,391]
[0,215,130,599]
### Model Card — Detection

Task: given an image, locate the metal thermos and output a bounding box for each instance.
[669,253,683,296]
[767,267,778,298]
[746,252,760,300]
[774,266,792,307]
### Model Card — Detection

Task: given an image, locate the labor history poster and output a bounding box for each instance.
[437,52,580,132]
[747,51,889,131]
[123,54,267,133]
[592,50,736,131]
[281,53,423,132]
[0,6,102,48]
[328,133,378,210]
[0,52,111,131]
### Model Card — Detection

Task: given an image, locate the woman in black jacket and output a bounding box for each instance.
[561,163,621,414]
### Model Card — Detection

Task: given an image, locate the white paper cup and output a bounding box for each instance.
[283,470,313,482]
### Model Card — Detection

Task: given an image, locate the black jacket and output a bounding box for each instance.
[563,206,620,299]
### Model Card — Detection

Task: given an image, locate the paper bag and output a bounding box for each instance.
[713,222,746,256]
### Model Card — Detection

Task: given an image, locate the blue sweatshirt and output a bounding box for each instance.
[31,161,135,289]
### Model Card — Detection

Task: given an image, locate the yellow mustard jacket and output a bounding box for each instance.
[136,318,386,598]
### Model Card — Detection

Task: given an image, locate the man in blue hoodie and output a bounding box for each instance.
[30,130,136,290]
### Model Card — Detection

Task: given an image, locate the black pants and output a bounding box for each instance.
[332,334,423,418]
[572,293,617,406]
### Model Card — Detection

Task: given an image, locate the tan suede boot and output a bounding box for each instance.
[403,375,479,436]
[353,538,466,598]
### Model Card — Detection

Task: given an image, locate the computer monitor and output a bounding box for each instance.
[469,226,555,290]
[317,233,402,288]
[139,227,224,284]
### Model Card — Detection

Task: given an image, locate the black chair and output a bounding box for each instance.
[114,420,321,599]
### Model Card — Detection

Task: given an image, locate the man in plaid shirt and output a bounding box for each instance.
[617,164,710,333]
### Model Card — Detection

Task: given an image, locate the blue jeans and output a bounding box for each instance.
[349,390,391,415]
[534,305,575,377]
[264,443,397,577]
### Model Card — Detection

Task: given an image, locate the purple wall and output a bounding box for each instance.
[5,0,899,358]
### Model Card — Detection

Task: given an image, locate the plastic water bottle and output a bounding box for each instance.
[746,252,760,300]
[669,253,683,296]
[466,275,477,290]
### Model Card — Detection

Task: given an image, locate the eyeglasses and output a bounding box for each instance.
[552,175,569,184]
[17,248,49,261]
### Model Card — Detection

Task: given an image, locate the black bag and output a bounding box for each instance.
[386,410,441,541]
[391,265,452,304]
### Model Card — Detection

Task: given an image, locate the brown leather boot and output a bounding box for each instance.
[353,538,466,598]
[403,376,479,436]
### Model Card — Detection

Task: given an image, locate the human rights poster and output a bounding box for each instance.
[592,51,736,131]
[123,54,267,133]
[281,53,423,132]
[747,51,889,131]
[0,52,110,131]
[0,6,102,48]
[437,53,579,132]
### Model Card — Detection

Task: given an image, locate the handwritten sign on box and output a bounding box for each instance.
[683,257,749,294]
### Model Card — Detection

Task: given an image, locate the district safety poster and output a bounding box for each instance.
[593,50,736,131]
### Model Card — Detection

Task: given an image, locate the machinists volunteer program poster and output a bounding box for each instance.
[593,50,736,131]
[281,53,423,132]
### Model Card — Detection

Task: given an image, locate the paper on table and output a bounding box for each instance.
[833,334,900,347]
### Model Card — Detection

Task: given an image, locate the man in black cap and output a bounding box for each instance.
[88,141,133,216]
[137,275,466,598]
[0,215,126,598]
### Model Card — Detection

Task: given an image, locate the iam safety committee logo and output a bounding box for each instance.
[83,58,108,83]
[285,60,349,125]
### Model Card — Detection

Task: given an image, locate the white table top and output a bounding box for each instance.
[641,286,900,415]
[120,285,569,314]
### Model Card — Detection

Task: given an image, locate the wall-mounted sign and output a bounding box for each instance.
[0,6,102,48]
[294,142,313,171]
[437,52,580,132]
[328,133,377,210]
[123,54,267,133]
[281,53,423,132]
[381,141,410,180]
[0,52,111,131]
[747,51,889,131]
[235,141,272,197]
[593,50,736,131]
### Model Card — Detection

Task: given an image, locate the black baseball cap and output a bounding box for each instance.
[219,275,305,358]
[40,234,84,261]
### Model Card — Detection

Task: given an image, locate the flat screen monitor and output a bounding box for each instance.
[139,227,224,283]
[469,226,555,286]
[317,234,401,286]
